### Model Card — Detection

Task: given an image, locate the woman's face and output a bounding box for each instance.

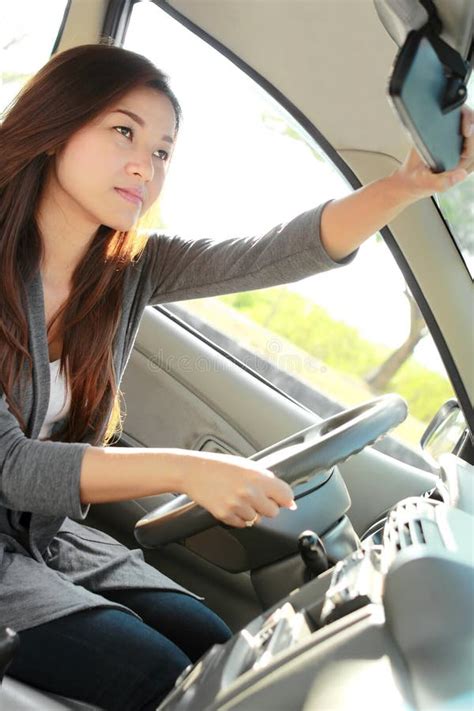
[48,86,177,232]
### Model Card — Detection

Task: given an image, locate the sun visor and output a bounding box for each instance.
[374,0,474,68]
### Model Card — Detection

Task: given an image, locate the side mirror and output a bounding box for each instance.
[421,399,467,465]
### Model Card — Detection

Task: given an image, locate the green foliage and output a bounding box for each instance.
[220,287,453,423]
[0,72,30,83]
[436,173,474,253]
[231,292,256,309]
[389,359,453,423]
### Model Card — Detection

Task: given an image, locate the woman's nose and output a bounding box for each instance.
[126,152,154,182]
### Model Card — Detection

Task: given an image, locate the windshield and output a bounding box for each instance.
[434,72,474,279]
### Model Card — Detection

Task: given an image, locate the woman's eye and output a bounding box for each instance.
[114,126,168,161]
[115,125,133,139]
[153,149,169,162]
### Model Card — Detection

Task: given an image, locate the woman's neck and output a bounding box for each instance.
[36,171,99,283]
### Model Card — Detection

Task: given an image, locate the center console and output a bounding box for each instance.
[159,494,474,711]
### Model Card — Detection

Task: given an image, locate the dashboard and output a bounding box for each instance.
[158,452,474,711]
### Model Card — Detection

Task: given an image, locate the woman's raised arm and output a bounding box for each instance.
[320,107,474,261]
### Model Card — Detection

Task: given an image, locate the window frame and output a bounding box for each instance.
[51,0,72,54]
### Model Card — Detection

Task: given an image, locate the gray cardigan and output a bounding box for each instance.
[0,202,355,632]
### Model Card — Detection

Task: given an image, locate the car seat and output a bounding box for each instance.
[0,677,103,710]
[0,627,102,710]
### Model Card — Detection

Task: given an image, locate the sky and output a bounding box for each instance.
[1,0,459,377]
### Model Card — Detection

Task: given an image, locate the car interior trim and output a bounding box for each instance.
[50,0,73,54]
[379,222,474,433]
[102,0,136,45]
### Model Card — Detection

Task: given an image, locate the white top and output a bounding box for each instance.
[38,359,72,440]
[1,359,71,440]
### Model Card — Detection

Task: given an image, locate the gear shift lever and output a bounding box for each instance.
[298,529,329,581]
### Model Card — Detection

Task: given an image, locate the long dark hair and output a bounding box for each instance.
[0,43,181,444]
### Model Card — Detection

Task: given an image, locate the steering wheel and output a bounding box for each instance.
[134,394,407,547]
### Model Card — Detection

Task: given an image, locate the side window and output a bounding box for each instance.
[435,73,474,277]
[125,2,454,471]
[0,0,69,114]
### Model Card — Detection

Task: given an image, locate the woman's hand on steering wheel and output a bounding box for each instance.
[135,395,407,548]
[180,452,297,528]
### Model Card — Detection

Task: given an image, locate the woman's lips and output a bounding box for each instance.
[114,188,143,206]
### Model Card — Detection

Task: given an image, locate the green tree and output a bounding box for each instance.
[366,285,427,391]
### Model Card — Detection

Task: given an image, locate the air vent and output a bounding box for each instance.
[382,497,445,563]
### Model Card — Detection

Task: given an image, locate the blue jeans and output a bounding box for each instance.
[7,589,232,710]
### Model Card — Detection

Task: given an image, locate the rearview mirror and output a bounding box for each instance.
[388,29,468,172]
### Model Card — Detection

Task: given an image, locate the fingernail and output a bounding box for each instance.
[468,123,474,137]
[288,501,297,510]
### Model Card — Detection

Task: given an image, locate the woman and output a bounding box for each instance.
[0,43,472,709]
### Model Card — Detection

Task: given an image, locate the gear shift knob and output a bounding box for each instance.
[298,529,329,580]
